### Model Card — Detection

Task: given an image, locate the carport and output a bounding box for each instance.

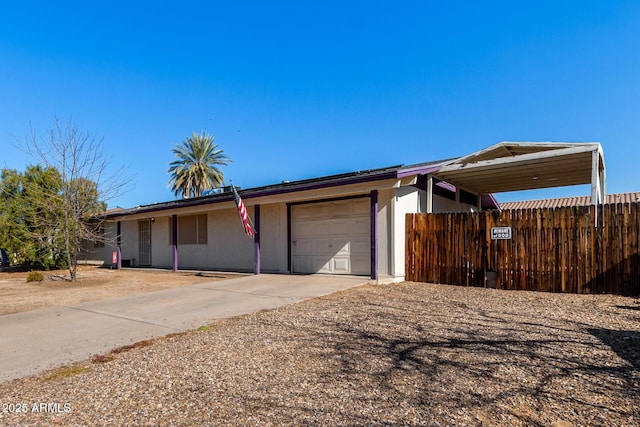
[425,142,606,209]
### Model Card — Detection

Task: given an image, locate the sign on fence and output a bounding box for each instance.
[490,226,512,240]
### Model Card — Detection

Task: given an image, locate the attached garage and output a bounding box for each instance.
[290,197,370,275]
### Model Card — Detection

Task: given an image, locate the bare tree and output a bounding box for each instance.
[21,117,130,280]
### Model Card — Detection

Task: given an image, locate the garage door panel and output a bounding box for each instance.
[350,237,369,254]
[315,257,333,274]
[334,241,350,256]
[293,220,329,236]
[350,255,369,275]
[333,257,350,274]
[291,198,370,275]
[293,256,314,273]
[329,220,351,235]
[293,239,314,255]
[350,199,369,213]
[351,218,370,235]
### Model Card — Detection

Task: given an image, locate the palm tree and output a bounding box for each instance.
[167,131,231,198]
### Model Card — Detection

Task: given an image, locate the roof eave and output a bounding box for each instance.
[104,167,406,219]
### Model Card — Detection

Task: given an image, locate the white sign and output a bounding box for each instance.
[491,227,512,240]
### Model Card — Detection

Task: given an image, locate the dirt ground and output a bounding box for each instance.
[0,281,638,426]
[0,266,240,315]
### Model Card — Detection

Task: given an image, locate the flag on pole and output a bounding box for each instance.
[231,183,255,238]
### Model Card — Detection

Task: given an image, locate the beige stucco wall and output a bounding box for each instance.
[152,216,173,268]
[176,208,254,271]
[376,188,393,279]
[390,186,420,280]
[259,203,288,273]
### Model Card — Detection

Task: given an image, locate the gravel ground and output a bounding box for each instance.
[0,281,638,426]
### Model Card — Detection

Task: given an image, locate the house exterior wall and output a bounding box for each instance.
[120,220,139,265]
[152,216,172,268]
[432,194,479,213]
[178,208,254,271]
[259,203,288,273]
[391,186,420,279]
[376,188,394,279]
[92,204,288,273]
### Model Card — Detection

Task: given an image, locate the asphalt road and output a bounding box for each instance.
[0,274,367,383]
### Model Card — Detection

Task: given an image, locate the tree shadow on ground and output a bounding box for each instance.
[288,292,640,426]
[206,286,640,426]
[588,328,640,369]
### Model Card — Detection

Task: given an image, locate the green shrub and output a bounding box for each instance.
[26,271,44,282]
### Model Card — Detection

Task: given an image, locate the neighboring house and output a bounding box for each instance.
[499,192,640,210]
[89,142,606,282]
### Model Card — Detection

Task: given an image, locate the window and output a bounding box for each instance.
[176,214,208,245]
[460,189,479,206]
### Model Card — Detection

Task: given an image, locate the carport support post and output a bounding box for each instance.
[370,190,378,281]
[254,205,261,274]
[172,214,178,272]
[426,175,433,213]
[116,221,122,269]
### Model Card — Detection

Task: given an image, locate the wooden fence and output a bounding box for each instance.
[405,203,640,295]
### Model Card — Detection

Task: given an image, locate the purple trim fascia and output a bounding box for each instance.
[396,164,441,178]
[254,205,260,275]
[481,194,500,210]
[370,190,378,281]
[435,180,456,192]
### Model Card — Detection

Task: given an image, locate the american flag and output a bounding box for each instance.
[231,183,255,238]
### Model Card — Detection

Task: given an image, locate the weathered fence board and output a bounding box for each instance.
[406,203,640,296]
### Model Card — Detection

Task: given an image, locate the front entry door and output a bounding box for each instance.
[138,219,152,266]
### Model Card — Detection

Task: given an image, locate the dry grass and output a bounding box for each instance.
[42,366,89,382]
[0,281,638,426]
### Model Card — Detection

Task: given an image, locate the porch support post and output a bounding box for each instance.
[116,221,122,270]
[426,175,433,213]
[591,149,600,205]
[599,168,606,201]
[591,147,607,205]
[254,205,261,275]
[370,190,378,281]
[286,204,292,273]
[172,214,178,271]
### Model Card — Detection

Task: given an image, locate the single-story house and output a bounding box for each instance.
[88,142,606,282]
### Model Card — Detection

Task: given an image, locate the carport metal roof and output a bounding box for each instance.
[432,142,606,204]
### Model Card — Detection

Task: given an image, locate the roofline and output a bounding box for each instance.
[105,162,450,219]
[443,141,602,167]
[102,156,520,219]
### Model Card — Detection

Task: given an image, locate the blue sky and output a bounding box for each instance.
[1,1,639,208]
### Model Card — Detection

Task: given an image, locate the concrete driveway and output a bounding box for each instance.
[0,274,367,383]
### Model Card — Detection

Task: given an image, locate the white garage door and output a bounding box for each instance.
[291,198,370,275]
